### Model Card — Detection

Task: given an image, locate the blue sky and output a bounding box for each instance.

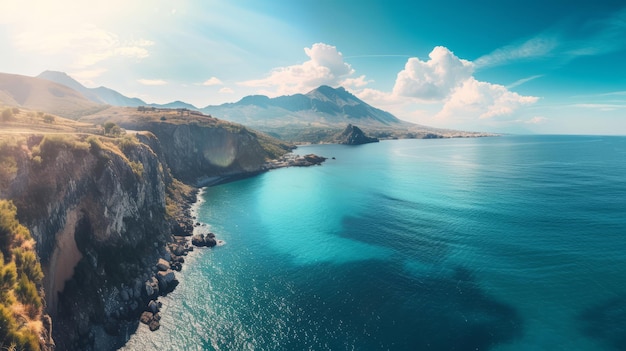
[1,0,625,134]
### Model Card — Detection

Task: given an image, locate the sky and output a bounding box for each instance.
[1,0,626,134]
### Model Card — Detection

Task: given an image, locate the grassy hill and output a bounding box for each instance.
[0,73,107,120]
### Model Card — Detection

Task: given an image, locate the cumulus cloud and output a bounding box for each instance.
[238,43,538,129]
[202,77,223,86]
[239,43,355,96]
[437,77,538,120]
[219,87,234,94]
[137,79,167,86]
[392,46,473,101]
[349,46,539,124]
[342,75,370,89]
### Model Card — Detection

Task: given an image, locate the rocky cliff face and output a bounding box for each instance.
[0,113,293,350]
[118,119,293,185]
[0,134,175,350]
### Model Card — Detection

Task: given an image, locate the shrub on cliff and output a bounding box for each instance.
[0,200,45,350]
[0,259,17,303]
[0,304,40,350]
[0,139,19,190]
[13,249,43,284]
[15,276,42,318]
[0,201,31,261]
[31,135,90,165]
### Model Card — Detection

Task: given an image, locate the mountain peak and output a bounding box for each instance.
[306,85,355,102]
[37,70,86,92]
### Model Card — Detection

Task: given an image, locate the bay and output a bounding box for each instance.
[123,135,626,350]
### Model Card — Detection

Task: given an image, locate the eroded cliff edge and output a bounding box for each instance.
[0,115,293,350]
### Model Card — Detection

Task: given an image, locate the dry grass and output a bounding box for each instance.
[0,104,101,135]
[0,72,106,119]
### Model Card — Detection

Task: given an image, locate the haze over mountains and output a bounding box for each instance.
[37,71,197,109]
[0,72,106,118]
[1,70,488,141]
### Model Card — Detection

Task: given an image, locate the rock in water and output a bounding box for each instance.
[335,124,379,145]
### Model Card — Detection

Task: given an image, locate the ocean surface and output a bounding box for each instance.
[122,135,626,351]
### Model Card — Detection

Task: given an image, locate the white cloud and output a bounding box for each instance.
[219,87,234,94]
[350,46,539,126]
[342,75,370,89]
[475,8,626,69]
[571,103,625,111]
[137,79,167,86]
[475,35,558,68]
[437,77,539,120]
[392,46,473,101]
[506,75,544,89]
[202,77,223,86]
[239,43,355,96]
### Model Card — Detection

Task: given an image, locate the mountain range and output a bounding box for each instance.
[1,70,485,141]
[37,71,197,109]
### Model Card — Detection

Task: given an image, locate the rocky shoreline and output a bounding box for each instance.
[123,153,326,337]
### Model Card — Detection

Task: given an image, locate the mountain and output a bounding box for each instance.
[204,85,401,127]
[90,86,146,107]
[37,70,103,103]
[202,85,416,142]
[37,70,147,107]
[0,72,105,118]
[36,71,198,109]
[150,100,198,110]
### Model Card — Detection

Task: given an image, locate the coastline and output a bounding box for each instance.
[117,153,327,349]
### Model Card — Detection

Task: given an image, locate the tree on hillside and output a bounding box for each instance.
[103,121,124,136]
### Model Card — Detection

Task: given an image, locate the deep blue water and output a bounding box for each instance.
[123,135,626,350]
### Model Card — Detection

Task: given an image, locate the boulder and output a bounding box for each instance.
[156,258,170,271]
[144,277,160,298]
[191,234,206,246]
[148,300,159,314]
[205,237,217,247]
[140,312,153,325]
[157,270,177,294]
[192,232,218,247]
[149,320,160,331]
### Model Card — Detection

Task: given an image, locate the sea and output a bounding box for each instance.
[122,135,626,351]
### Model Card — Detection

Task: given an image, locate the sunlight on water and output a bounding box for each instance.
[123,136,626,351]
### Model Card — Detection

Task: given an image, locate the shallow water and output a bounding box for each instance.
[123,135,626,350]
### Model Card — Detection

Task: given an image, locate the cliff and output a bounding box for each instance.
[0,107,294,349]
[77,107,294,185]
[1,133,174,349]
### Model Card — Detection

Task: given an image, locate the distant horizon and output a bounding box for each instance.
[2,0,626,134]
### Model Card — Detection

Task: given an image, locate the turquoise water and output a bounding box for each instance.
[123,135,626,350]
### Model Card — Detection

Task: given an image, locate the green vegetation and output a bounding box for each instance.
[30,135,90,165]
[0,200,44,351]
[103,121,124,136]
[0,138,20,190]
